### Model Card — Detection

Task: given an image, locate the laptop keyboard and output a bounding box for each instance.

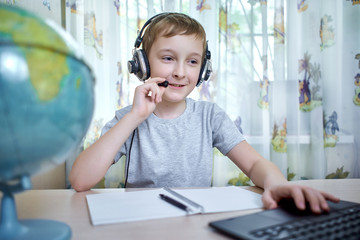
[250,204,360,240]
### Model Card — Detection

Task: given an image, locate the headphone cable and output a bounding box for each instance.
[124,129,136,188]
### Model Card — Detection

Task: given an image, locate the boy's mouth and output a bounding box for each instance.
[169,83,184,87]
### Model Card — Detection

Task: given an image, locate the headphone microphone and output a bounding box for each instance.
[127,13,212,86]
[158,81,169,87]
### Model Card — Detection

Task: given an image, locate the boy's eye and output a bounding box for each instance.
[189,59,198,65]
[162,56,173,61]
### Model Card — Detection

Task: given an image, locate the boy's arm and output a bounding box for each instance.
[227,141,340,213]
[69,111,143,192]
[70,78,166,192]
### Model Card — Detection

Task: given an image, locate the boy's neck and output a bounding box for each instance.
[153,99,186,119]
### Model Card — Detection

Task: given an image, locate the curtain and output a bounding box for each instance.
[64,0,360,188]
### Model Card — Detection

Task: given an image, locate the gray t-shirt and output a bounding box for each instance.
[101,98,244,187]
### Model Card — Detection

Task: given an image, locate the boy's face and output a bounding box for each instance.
[148,34,203,103]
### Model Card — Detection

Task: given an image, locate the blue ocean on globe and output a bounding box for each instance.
[0,4,95,182]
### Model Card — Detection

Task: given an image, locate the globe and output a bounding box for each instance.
[0,4,94,240]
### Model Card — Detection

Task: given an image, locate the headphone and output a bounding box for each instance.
[127,13,212,87]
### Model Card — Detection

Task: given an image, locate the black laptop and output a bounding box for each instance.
[209,199,360,240]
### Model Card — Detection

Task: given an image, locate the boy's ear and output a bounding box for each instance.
[127,49,151,81]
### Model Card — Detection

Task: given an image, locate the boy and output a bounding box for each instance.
[70,12,339,213]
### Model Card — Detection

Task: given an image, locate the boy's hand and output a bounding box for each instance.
[262,184,340,213]
[131,77,167,120]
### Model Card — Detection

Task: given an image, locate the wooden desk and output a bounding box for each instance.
[10,179,360,239]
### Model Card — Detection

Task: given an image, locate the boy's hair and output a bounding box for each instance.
[141,12,207,60]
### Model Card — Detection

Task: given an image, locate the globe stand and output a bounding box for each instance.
[0,175,71,240]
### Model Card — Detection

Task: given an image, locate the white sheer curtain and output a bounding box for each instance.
[64,0,360,188]
[281,0,360,180]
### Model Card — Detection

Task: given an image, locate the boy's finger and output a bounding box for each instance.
[320,190,340,202]
[261,190,278,209]
[145,77,166,85]
[302,188,323,213]
[290,187,306,210]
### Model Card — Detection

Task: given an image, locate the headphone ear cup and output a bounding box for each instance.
[197,61,206,87]
[137,49,151,81]
[127,49,151,81]
[196,45,212,87]
[196,59,212,87]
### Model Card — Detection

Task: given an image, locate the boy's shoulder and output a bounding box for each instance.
[187,98,224,114]
[114,105,133,119]
[186,98,219,108]
[187,98,215,107]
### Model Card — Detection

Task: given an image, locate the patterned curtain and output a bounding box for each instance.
[275,0,360,181]
[64,0,360,188]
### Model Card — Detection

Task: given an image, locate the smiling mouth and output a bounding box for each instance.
[169,83,184,87]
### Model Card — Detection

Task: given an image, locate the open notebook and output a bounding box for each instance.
[86,186,262,225]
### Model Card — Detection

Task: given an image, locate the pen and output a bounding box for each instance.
[159,194,191,214]
[164,187,204,213]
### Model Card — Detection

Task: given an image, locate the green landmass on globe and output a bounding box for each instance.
[0,4,95,182]
[1,6,73,101]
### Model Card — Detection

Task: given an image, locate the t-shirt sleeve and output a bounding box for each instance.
[211,104,245,155]
[100,107,131,163]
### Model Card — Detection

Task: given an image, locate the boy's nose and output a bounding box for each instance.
[173,63,185,79]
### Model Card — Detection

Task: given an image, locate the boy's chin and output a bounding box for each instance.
[162,94,187,104]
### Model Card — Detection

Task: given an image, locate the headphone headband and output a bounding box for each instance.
[134,13,168,48]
